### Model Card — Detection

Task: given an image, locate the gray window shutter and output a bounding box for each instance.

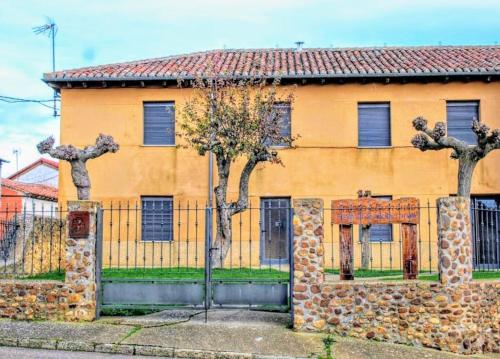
[369,196,393,242]
[269,103,291,146]
[141,197,173,241]
[144,102,175,145]
[447,101,479,144]
[358,103,391,147]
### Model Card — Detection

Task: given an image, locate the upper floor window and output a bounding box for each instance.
[143,102,175,145]
[141,196,174,241]
[269,103,291,147]
[358,103,391,147]
[447,101,479,144]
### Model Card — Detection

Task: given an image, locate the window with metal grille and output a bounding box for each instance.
[141,197,173,241]
[143,102,175,145]
[447,101,479,144]
[369,196,393,242]
[358,103,391,147]
[269,103,291,147]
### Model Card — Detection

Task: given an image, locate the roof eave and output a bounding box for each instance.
[42,71,499,89]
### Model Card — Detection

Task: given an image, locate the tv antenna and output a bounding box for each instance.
[12,148,21,172]
[33,18,58,117]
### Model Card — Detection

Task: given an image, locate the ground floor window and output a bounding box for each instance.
[260,197,291,265]
[368,195,393,242]
[141,196,174,241]
[471,195,499,269]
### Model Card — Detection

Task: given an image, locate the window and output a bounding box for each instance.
[447,101,479,144]
[141,197,173,241]
[369,196,393,242]
[269,103,291,147]
[143,102,175,145]
[358,103,391,147]
[471,195,499,269]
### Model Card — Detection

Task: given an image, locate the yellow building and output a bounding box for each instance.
[44,46,500,272]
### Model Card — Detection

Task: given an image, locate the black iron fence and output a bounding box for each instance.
[0,204,67,278]
[101,200,292,279]
[324,201,437,275]
[471,202,499,270]
[0,199,498,280]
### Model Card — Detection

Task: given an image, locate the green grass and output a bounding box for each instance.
[382,271,500,282]
[18,267,289,281]
[325,269,404,278]
[16,268,500,282]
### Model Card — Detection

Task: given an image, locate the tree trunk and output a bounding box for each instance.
[211,194,232,268]
[457,157,478,198]
[70,160,91,200]
[360,225,371,270]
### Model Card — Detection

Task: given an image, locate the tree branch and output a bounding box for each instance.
[411,117,467,153]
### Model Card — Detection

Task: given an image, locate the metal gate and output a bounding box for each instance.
[96,201,292,313]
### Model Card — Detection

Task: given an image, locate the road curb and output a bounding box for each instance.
[0,336,302,358]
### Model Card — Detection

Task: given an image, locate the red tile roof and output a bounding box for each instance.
[8,158,59,181]
[1,179,58,201]
[43,46,500,82]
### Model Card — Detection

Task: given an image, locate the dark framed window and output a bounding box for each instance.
[141,196,173,241]
[368,196,393,242]
[143,102,175,145]
[269,103,291,147]
[447,101,479,144]
[471,195,499,269]
[358,103,391,147]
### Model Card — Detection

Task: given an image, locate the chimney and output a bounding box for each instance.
[294,41,304,51]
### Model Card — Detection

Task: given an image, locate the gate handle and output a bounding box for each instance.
[209,247,219,251]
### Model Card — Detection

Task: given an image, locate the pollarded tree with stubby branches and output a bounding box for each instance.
[411,117,499,197]
[180,77,296,267]
[37,134,119,200]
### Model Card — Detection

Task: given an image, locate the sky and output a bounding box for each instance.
[0,0,499,177]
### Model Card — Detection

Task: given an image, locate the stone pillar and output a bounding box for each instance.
[64,201,100,321]
[437,197,472,286]
[292,198,324,330]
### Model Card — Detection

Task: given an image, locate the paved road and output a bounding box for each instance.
[0,347,160,359]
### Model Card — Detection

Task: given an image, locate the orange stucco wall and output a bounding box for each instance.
[58,81,500,269]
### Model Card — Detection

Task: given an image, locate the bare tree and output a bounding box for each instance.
[37,134,119,200]
[411,117,499,197]
[179,77,295,267]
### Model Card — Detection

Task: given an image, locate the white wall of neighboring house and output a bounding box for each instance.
[15,164,58,187]
[22,197,58,217]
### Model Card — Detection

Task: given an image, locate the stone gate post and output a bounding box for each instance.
[436,197,472,286]
[64,201,100,321]
[292,198,325,330]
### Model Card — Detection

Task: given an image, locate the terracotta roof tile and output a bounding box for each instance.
[44,46,500,83]
[1,179,58,201]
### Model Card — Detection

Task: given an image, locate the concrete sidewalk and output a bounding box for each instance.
[0,310,496,358]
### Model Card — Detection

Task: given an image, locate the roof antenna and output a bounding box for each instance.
[294,41,304,51]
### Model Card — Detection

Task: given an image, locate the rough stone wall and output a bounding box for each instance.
[292,198,500,355]
[0,281,68,320]
[0,201,99,322]
[64,201,99,321]
[292,198,325,330]
[437,197,473,286]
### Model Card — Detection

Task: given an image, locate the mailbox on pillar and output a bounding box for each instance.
[331,198,420,280]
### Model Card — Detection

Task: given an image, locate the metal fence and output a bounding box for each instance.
[0,199,498,281]
[471,202,499,270]
[0,204,67,278]
[101,200,292,276]
[323,201,438,274]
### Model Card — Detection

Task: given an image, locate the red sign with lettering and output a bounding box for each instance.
[331,198,419,225]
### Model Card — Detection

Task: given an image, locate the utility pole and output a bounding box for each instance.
[33,18,58,117]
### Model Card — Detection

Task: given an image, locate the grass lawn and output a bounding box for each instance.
[16,268,500,282]
[382,271,500,282]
